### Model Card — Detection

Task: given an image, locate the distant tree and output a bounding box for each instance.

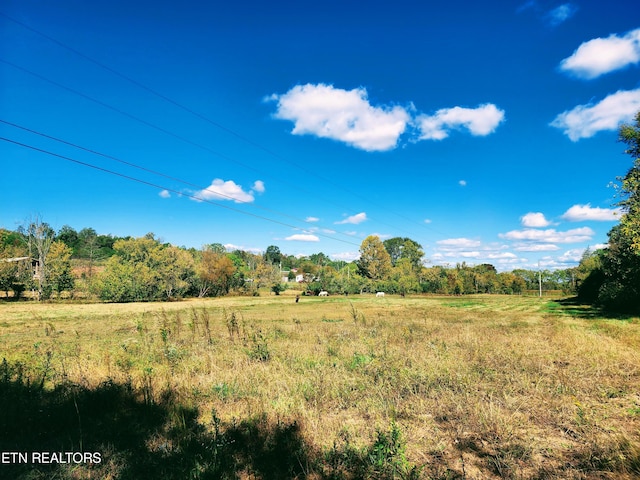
[309,252,330,266]
[421,266,448,294]
[47,241,75,298]
[57,225,80,256]
[254,258,281,290]
[575,249,605,303]
[0,228,26,249]
[197,249,236,297]
[392,258,421,295]
[497,272,526,294]
[0,233,25,297]
[158,245,195,299]
[264,245,282,265]
[20,217,55,300]
[97,237,194,302]
[617,112,640,253]
[383,237,425,270]
[205,243,227,254]
[357,236,392,281]
[591,112,640,312]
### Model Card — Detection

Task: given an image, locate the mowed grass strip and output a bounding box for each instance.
[1,293,639,479]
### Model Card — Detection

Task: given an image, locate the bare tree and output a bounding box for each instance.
[20,216,55,300]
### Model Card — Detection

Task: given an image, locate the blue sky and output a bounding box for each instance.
[1,0,639,270]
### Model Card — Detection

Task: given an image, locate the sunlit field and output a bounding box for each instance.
[1,293,639,479]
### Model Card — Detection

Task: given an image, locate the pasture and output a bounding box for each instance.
[1,293,639,479]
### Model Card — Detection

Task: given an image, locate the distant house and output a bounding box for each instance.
[0,256,40,280]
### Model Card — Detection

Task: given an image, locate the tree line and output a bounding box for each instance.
[1,224,574,302]
[571,112,640,313]
[2,112,638,310]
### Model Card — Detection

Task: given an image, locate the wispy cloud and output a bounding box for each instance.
[499,227,594,243]
[159,189,171,199]
[267,84,409,152]
[285,234,320,242]
[194,178,264,203]
[417,104,505,140]
[547,4,577,26]
[306,216,320,222]
[513,243,560,252]
[437,238,482,249]
[224,244,262,254]
[521,212,551,227]
[252,180,265,194]
[459,180,467,187]
[335,212,368,225]
[331,251,360,261]
[550,88,640,141]
[560,28,640,79]
[561,204,622,221]
[557,248,588,263]
[432,239,526,268]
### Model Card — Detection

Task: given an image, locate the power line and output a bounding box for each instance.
[1,57,432,241]
[0,12,444,238]
[0,135,362,248]
[0,118,360,243]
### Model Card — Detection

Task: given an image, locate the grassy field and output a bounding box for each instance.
[1,293,639,479]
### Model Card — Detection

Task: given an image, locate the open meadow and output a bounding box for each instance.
[1,293,639,479]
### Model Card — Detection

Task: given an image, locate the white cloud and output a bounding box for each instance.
[370,232,392,240]
[268,83,410,151]
[513,243,560,252]
[159,189,171,198]
[521,212,551,227]
[417,104,505,140]
[499,227,594,243]
[224,244,262,254]
[195,179,258,203]
[331,251,360,261]
[335,212,368,225]
[306,216,320,222]
[560,28,640,79]
[459,180,467,187]
[424,218,432,224]
[561,204,622,221]
[547,4,577,26]
[558,248,587,263]
[436,238,482,249]
[285,234,320,242]
[252,180,265,194]
[550,89,640,141]
[457,251,481,258]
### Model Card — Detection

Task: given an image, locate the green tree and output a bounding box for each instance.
[392,258,421,295]
[264,245,282,265]
[383,237,424,271]
[47,241,75,298]
[617,112,640,253]
[197,249,236,297]
[97,237,194,302]
[575,248,605,303]
[357,235,392,281]
[57,225,80,256]
[584,112,640,312]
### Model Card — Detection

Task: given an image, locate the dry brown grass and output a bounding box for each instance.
[1,293,639,479]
